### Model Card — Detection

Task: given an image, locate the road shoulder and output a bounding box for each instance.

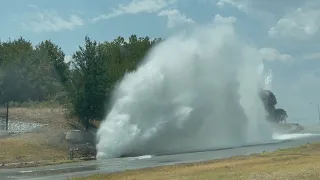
[73,142,320,180]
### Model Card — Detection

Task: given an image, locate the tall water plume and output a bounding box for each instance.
[96,24,273,159]
[264,69,274,91]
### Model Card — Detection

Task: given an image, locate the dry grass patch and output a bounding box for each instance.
[73,143,320,180]
[0,136,67,164]
[0,106,77,166]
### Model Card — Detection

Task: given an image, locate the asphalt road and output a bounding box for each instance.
[1,124,320,180]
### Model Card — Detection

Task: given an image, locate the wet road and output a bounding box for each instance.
[1,124,320,180]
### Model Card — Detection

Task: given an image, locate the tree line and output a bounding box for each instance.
[0,35,287,127]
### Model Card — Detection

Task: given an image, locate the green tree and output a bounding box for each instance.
[35,40,70,103]
[0,35,160,126]
[35,40,70,85]
[67,35,159,125]
[259,89,288,123]
[259,89,277,112]
[0,38,70,104]
[70,36,109,127]
[274,108,288,123]
[0,38,36,103]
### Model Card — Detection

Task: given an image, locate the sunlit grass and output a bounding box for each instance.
[0,137,67,164]
[73,143,320,180]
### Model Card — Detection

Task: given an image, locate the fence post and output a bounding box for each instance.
[5,102,8,131]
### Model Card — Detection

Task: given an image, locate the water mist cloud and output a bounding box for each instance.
[96,23,273,159]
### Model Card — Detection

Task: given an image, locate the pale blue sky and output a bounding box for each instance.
[1,0,320,124]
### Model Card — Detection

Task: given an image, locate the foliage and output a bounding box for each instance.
[0,34,287,127]
[69,36,109,121]
[66,35,161,124]
[274,108,288,122]
[0,38,68,104]
[259,89,288,123]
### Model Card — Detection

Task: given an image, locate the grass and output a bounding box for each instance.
[0,136,67,163]
[0,133,95,168]
[0,103,79,167]
[0,101,98,168]
[8,100,62,109]
[73,143,320,180]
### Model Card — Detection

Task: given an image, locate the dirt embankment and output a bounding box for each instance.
[0,107,86,167]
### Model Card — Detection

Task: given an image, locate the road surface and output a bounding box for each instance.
[1,124,320,180]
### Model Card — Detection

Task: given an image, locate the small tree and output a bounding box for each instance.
[259,89,277,112]
[69,36,109,127]
[274,108,288,123]
[259,89,288,123]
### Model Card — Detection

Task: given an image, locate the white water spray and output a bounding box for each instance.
[273,133,319,140]
[96,24,274,159]
[264,69,274,91]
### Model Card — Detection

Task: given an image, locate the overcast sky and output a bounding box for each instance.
[1,0,320,124]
